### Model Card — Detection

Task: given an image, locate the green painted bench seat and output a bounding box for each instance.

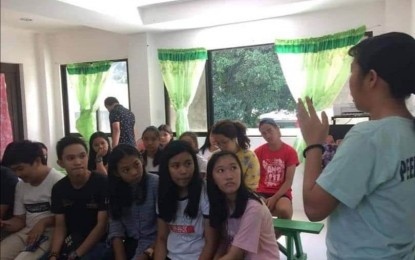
[273,218,324,260]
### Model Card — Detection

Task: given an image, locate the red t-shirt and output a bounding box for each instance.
[254,143,299,197]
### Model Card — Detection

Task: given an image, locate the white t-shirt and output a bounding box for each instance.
[196,154,208,174]
[14,168,64,229]
[166,186,210,260]
[145,157,159,174]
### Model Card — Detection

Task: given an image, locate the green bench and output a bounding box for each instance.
[273,218,324,260]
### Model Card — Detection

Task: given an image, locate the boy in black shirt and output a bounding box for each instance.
[49,136,108,260]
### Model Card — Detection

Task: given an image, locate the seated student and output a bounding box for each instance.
[179,131,208,178]
[158,124,173,150]
[199,127,219,161]
[322,135,338,169]
[107,144,158,259]
[211,119,260,190]
[255,118,299,219]
[0,141,64,259]
[0,165,19,241]
[154,141,218,260]
[142,126,162,175]
[88,131,111,175]
[48,136,109,260]
[206,151,280,260]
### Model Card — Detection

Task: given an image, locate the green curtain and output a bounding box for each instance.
[158,48,207,137]
[274,26,366,160]
[67,61,112,142]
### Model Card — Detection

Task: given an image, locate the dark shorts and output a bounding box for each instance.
[257,191,292,201]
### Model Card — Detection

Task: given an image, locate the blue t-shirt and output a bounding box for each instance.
[317,117,415,260]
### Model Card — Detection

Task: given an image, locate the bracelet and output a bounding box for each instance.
[303,144,325,158]
[95,157,103,163]
[48,252,59,259]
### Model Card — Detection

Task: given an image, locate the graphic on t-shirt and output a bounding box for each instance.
[25,202,51,213]
[262,158,285,188]
[169,224,195,234]
[169,214,200,242]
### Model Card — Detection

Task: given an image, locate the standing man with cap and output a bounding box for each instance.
[104,97,136,148]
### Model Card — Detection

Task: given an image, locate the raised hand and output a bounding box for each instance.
[296,97,329,146]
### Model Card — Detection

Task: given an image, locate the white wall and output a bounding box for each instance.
[1,27,37,141]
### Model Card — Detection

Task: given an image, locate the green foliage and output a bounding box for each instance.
[211,44,296,127]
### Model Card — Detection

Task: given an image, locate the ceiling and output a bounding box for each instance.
[1,0,381,34]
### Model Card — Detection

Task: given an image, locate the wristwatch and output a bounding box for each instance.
[48,252,59,259]
[95,157,103,163]
[68,251,80,260]
[144,248,154,259]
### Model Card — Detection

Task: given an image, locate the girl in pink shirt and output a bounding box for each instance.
[206,151,280,260]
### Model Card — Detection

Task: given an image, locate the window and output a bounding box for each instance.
[61,59,130,136]
[165,43,358,137]
[208,44,297,135]
[165,44,297,136]
[165,70,208,134]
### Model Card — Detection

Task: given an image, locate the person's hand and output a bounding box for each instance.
[265,196,278,211]
[26,221,45,245]
[0,219,9,229]
[297,97,329,146]
[96,147,106,158]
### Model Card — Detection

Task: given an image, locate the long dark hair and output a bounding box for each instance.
[206,151,262,229]
[157,140,202,222]
[200,127,214,154]
[88,131,111,171]
[142,126,162,168]
[211,120,251,150]
[108,144,147,220]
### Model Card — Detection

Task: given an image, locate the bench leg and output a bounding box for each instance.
[293,232,307,260]
[286,235,294,260]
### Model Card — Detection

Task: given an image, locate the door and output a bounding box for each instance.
[0,63,24,141]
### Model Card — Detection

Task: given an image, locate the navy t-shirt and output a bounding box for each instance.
[109,104,136,147]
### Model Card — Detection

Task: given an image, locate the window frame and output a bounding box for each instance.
[61,58,130,137]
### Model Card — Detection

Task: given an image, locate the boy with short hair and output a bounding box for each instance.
[0,140,64,259]
[48,136,108,260]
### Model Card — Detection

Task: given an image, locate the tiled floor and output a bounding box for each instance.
[278,210,327,260]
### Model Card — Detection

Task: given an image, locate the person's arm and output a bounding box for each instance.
[74,210,108,257]
[297,97,339,221]
[108,217,127,260]
[95,160,108,175]
[266,165,296,209]
[153,218,169,260]
[49,214,67,260]
[217,246,245,260]
[112,237,127,260]
[26,215,55,245]
[0,205,10,220]
[199,218,219,260]
[112,122,121,147]
[0,214,25,232]
[243,152,261,190]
